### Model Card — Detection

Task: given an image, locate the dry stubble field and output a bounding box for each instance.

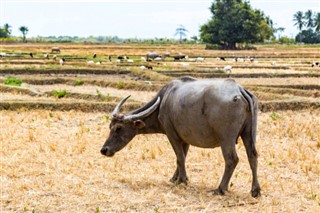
[1,43,320,212]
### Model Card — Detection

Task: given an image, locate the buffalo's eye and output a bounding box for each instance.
[115,126,122,132]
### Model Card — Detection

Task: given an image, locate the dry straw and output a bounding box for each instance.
[1,110,319,212]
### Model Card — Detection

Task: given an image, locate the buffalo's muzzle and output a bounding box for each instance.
[100,147,115,157]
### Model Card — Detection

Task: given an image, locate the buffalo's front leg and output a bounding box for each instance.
[170,143,190,184]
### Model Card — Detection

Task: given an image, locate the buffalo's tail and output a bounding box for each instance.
[240,87,258,157]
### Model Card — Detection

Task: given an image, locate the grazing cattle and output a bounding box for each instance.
[311,62,319,67]
[100,77,261,197]
[172,54,187,61]
[117,56,127,60]
[29,53,33,58]
[146,52,160,61]
[162,53,170,59]
[249,57,254,62]
[108,55,112,62]
[145,65,153,70]
[51,47,60,53]
[93,53,97,58]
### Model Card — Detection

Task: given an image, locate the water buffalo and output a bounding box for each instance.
[100,77,261,197]
[51,47,60,53]
[146,52,160,61]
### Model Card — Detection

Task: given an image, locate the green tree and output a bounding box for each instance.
[0,28,7,38]
[3,23,12,36]
[315,12,320,32]
[200,0,273,49]
[275,27,285,40]
[190,35,199,43]
[19,26,29,42]
[175,25,188,43]
[295,29,320,43]
[304,10,314,28]
[0,23,11,38]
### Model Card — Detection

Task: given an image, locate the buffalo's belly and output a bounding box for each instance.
[177,125,221,148]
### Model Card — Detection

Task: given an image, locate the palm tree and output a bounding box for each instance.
[19,26,29,42]
[175,25,188,43]
[293,11,305,42]
[304,10,314,28]
[315,12,320,32]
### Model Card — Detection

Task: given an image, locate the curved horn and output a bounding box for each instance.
[111,95,131,117]
[123,97,160,122]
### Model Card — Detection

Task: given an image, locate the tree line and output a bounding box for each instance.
[0,24,29,42]
[200,0,320,49]
[293,10,320,43]
[1,0,319,47]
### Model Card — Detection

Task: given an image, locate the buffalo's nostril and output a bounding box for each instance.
[100,147,107,155]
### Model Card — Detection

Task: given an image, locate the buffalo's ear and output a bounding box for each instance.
[133,120,145,129]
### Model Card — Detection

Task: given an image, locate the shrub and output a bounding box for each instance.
[53,89,67,98]
[270,112,281,121]
[116,81,125,89]
[4,76,23,86]
[75,79,84,86]
[278,36,295,44]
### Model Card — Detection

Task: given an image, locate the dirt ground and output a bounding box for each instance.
[1,110,319,212]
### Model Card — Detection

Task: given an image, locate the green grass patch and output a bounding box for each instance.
[4,76,23,86]
[75,79,84,86]
[53,89,67,98]
[116,81,125,89]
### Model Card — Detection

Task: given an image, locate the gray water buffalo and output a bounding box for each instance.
[146,52,160,60]
[51,47,60,53]
[100,77,261,197]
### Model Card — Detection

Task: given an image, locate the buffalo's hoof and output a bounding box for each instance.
[210,188,225,196]
[170,176,177,183]
[170,177,188,185]
[251,187,261,198]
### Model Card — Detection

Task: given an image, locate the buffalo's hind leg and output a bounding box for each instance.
[241,131,261,197]
[211,142,239,195]
[170,143,190,184]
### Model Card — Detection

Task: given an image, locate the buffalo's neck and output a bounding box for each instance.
[138,111,164,134]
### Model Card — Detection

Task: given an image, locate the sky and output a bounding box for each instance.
[1,0,319,39]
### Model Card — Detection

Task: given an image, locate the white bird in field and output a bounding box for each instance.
[180,62,190,67]
[141,57,146,62]
[59,58,65,66]
[223,65,232,73]
[196,57,205,62]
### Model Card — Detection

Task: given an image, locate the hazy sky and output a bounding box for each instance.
[1,0,319,39]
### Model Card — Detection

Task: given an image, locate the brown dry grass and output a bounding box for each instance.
[1,110,319,212]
